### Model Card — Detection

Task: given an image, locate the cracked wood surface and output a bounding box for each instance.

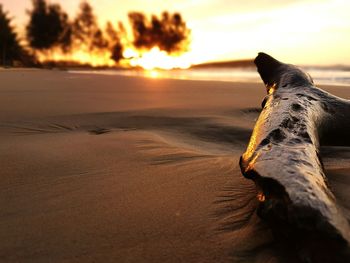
[240,53,350,262]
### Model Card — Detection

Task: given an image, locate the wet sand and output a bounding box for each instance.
[0,70,349,262]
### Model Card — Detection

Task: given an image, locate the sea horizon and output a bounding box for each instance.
[69,66,350,87]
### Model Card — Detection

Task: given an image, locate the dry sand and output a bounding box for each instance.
[0,70,349,262]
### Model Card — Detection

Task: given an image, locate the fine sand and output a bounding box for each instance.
[0,70,349,262]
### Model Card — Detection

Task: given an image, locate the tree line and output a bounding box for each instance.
[0,0,191,67]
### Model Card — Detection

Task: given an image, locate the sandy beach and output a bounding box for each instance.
[1,70,349,262]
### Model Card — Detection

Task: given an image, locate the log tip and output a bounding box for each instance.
[254,52,314,89]
[254,52,281,66]
[254,52,284,86]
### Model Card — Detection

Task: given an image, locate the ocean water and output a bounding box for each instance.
[70,67,350,86]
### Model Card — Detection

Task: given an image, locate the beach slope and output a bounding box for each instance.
[0,70,349,262]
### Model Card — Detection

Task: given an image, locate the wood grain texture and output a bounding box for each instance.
[240,53,350,262]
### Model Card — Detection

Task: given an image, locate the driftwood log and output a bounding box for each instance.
[240,53,350,262]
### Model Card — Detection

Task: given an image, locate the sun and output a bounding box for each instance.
[147,70,160,78]
[123,46,192,70]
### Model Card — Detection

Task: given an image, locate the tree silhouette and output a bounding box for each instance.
[128,11,190,53]
[56,9,71,53]
[22,0,192,67]
[73,1,107,52]
[105,22,123,62]
[26,0,71,51]
[0,4,32,66]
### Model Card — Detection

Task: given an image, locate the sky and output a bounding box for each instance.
[1,0,350,65]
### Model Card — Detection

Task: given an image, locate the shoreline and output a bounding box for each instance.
[2,66,350,87]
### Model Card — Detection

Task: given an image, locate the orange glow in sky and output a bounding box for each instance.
[3,0,350,66]
[36,48,116,67]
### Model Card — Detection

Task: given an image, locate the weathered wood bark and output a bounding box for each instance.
[240,53,350,262]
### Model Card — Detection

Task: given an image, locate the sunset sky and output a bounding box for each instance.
[2,0,350,65]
